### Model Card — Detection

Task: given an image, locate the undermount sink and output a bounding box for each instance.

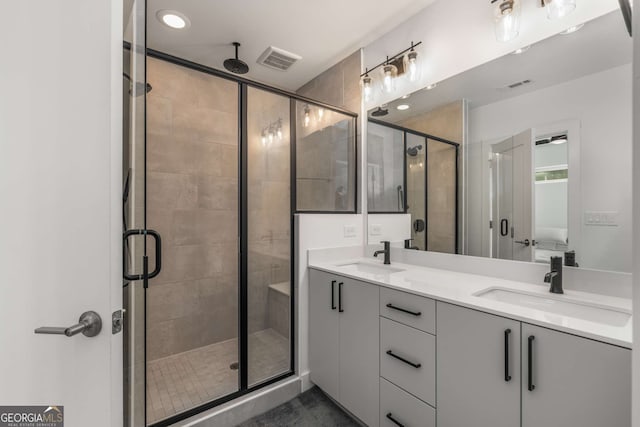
[474,287,631,327]
[336,262,405,275]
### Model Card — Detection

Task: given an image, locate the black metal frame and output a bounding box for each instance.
[367,119,460,254]
[124,42,358,427]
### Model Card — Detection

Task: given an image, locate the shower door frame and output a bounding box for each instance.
[125,45,358,427]
[368,119,461,253]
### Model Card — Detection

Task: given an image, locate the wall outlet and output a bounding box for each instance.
[370,224,382,236]
[343,225,357,238]
[584,211,619,226]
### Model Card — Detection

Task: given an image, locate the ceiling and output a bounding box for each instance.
[147,0,435,91]
[376,11,631,123]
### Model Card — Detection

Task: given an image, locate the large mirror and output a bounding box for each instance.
[366,10,632,273]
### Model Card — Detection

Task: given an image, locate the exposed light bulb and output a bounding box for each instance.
[317,108,324,121]
[382,64,395,94]
[544,0,576,20]
[261,129,267,146]
[407,50,419,82]
[362,74,373,102]
[494,0,521,42]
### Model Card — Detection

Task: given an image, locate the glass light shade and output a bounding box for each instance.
[317,108,324,121]
[545,0,576,20]
[362,75,373,102]
[382,64,396,94]
[303,107,311,128]
[494,0,521,42]
[406,51,419,82]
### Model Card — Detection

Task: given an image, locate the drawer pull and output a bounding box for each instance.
[386,350,421,368]
[386,303,422,317]
[386,413,405,427]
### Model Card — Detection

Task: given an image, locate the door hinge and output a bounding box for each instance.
[112,309,125,335]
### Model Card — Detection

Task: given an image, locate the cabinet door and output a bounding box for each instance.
[437,302,521,427]
[308,269,340,400]
[339,277,380,427]
[522,324,631,427]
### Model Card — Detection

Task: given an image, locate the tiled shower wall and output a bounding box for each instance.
[145,57,239,361]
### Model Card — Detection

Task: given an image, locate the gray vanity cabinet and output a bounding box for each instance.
[437,302,631,427]
[521,323,631,427]
[437,302,521,427]
[308,269,380,427]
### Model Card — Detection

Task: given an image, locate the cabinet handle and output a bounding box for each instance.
[386,350,421,368]
[338,282,344,312]
[386,303,421,317]
[528,335,535,391]
[504,328,512,382]
[331,280,336,310]
[386,413,405,427]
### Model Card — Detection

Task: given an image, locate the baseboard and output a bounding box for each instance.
[299,370,313,392]
[174,376,302,427]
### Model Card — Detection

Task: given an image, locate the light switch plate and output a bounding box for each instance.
[343,225,357,238]
[370,224,382,236]
[584,211,619,226]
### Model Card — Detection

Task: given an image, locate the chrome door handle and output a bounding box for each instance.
[515,239,530,247]
[35,311,102,337]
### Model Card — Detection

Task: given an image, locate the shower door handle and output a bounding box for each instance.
[123,229,162,282]
[500,219,509,237]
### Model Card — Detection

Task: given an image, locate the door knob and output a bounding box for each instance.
[34,311,102,337]
[515,239,531,247]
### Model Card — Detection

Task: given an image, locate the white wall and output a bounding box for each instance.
[467,64,632,272]
[367,213,412,243]
[295,214,364,391]
[362,0,618,110]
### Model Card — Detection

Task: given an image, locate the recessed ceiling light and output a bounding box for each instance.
[512,45,531,55]
[425,83,437,90]
[401,94,411,99]
[397,104,410,111]
[156,10,190,29]
[560,23,584,35]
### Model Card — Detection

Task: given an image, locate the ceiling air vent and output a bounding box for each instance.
[507,79,532,89]
[257,46,301,71]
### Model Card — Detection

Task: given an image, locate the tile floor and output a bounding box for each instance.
[237,387,360,427]
[147,329,289,424]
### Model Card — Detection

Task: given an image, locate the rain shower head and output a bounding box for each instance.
[224,42,249,74]
[407,145,423,157]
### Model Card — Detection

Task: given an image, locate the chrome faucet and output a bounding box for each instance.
[544,256,563,294]
[374,241,391,265]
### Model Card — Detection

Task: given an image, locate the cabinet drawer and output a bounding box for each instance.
[380,317,436,405]
[380,378,435,427]
[380,287,435,334]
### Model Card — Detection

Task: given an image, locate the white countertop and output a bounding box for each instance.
[309,257,632,349]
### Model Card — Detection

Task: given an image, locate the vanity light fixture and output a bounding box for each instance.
[397,104,410,111]
[560,23,584,34]
[317,108,325,121]
[541,0,576,20]
[359,41,423,99]
[361,71,373,102]
[492,0,521,42]
[156,10,190,29]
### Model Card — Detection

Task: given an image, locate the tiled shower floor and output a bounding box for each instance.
[146,329,289,424]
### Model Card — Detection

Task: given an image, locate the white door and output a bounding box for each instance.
[0,2,126,427]
[521,324,631,427]
[437,303,521,427]
[491,137,514,259]
[511,129,534,262]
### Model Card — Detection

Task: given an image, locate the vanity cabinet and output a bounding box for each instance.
[437,302,631,427]
[521,323,631,427]
[437,302,521,427]
[308,269,380,427]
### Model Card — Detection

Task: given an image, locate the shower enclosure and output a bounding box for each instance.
[368,119,459,253]
[123,45,356,426]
